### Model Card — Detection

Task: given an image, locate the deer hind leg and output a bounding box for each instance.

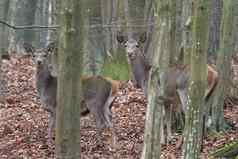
[85,99,112,147]
[103,94,117,148]
[47,112,55,147]
[160,106,165,144]
[86,100,104,144]
[165,103,172,143]
[166,105,172,142]
[177,89,188,113]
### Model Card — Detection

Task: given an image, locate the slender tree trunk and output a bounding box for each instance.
[233,1,238,53]
[211,0,235,132]
[111,0,118,54]
[0,0,9,102]
[101,0,111,54]
[175,0,183,63]
[8,0,17,53]
[56,0,85,158]
[181,0,192,65]
[182,0,209,158]
[0,0,10,53]
[143,0,154,58]
[169,0,177,64]
[123,0,133,38]
[21,0,37,43]
[207,0,222,61]
[141,0,170,158]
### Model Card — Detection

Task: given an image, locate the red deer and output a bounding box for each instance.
[117,34,219,143]
[23,43,124,146]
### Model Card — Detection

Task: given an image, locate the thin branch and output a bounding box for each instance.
[0,19,156,31]
[0,20,59,30]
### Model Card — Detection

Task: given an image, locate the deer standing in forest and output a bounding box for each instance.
[23,43,123,146]
[117,34,219,143]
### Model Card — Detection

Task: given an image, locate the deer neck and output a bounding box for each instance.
[35,65,54,92]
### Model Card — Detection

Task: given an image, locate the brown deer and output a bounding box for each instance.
[117,34,219,143]
[117,34,151,97]
[23,43,124,146]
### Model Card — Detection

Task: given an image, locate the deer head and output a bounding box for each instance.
[117,33,146,60]
[117,33,150,96]
[23,42,58,77]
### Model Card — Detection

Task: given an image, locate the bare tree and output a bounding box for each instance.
[182,0,209,158]
[56,0,85,157]
[211,0,236,132]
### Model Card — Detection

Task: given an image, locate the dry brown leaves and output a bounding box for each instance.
[0,55,237,159]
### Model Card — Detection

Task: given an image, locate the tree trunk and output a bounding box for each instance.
[101,0,112,54]
[56,0,85,158]
[233,1,238,53]
[8,0,17,53]
[141,0,170,158]
[0,0,10,54]
[181,0,192,65]
[169,0,177,64]
[182,0,209,158]
[123,0,133,38]
[0,0,9,102]
[211,0,235,132]
[143,0,154,58]
[207,0,222,61]
[111,0,118,54]
[175,0,183,63]
[17,0,37,43]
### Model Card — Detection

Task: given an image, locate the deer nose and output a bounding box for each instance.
[37,61,42,65]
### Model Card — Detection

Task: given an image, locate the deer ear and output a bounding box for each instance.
[116,34,127,44]
[139,32,147,43]
[46,41,57,53]
[22,43,35,55]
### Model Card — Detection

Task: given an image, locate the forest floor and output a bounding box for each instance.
[0,55,237,159]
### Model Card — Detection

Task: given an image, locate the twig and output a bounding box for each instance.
[0,19,156,31]
[0,20,58,30]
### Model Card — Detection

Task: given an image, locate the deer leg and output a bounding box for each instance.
[47,112,55,146]
[86,100,107,146]
[103,92,117,148]
[160,106,165,144]
[177,89,188,113]
[111,127,117,148]
[165,103,172,143]
[95,129,103,146]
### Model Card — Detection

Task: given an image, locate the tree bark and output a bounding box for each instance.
[169,0,177,64]
[181,0,192,65]
[111,0,118,54]
[123,0,133,38]
[175,0,183,63]
[182,0,209,158]
[56,0,85,158]
[0,0,10,54]
[207,0,222,61]
[211,0,235,132]
[17,0,37,43]
[8,0,17,53]
[101,0,111,54]
[141,0,170,158]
